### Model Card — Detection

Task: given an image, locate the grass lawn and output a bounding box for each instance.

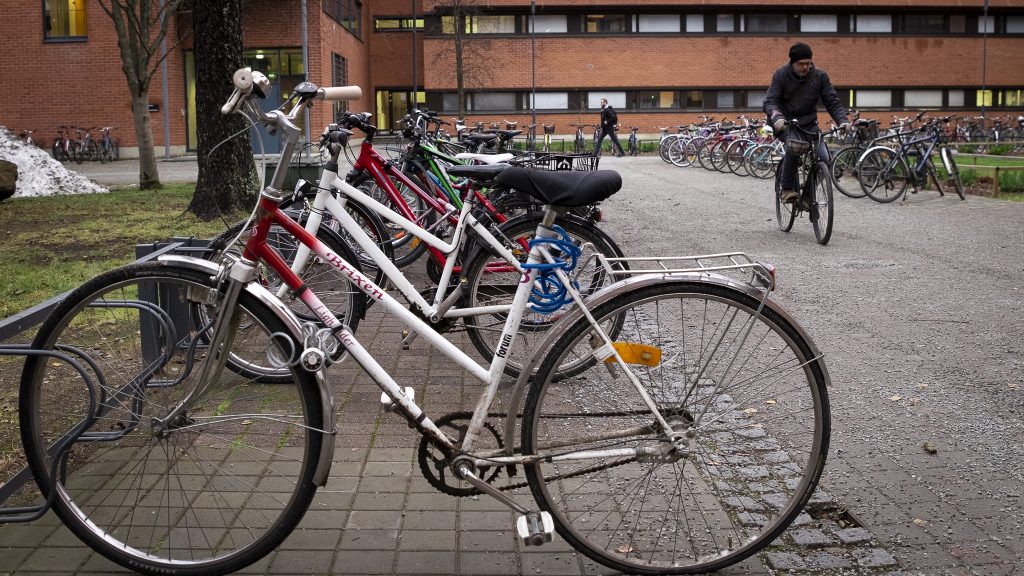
[0,185,242,319]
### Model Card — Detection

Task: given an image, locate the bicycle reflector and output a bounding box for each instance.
[606,342,662,367]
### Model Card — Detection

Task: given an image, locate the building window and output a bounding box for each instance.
[904,90,942,107]
[529,15,567,33]
[637,15,680,33]
[683,90,704,108]
[745,14,787,33]
[332,53,348,118]
[747,90,768,108]
[854,15,892,33]
[976,90,993,107]
[374,17,424,32]
[468,15,515,33]
[1007,16,1024,33]
[324,0,362,37]
[1004,90,1024,107]
[585,14,628,33]
[949,15,966,34]
[855,90,892,108]
[588,92,626,109]
[472,92,516,111]
[716,14,736,32]
[530,92,569,109]
[801,15,837,33]
[44,0,87,39]
[716,91,736,108]
[948,90,965,107]
[631,91,678,109]
[685,14,704,33]
[978,16,995,34]
[903,15,945,34]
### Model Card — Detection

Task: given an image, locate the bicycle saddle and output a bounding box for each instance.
[495,168,621,207]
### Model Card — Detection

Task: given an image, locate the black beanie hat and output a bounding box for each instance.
[789,42,813,63]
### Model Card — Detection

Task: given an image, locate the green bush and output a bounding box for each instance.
[960,169,978,186]
[999,170,1024,193]
[958,144,978,154]
[988,144,1014,156]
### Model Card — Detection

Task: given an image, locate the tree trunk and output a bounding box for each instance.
[188,0,256,220]
[131,92,162,189]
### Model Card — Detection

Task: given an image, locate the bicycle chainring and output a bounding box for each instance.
[417,411,504,497]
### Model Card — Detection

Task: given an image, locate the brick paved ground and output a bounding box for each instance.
[2,156,1022,575]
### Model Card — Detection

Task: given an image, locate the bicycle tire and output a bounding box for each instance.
[725,139,751,176]
[829,146,866,198]
[667,138,690,167]
[112,141,120,161]
[462,215,625,380]
[70,142,83,164]
[658,136,676,163]
[858,147,909,203]
[696,140,716,171]
[746,143,778,179]
[710,139,732,172]
[811,161,834,245]
[19,262,324,576]
[925,159,945,197]
[775,161,796,232]
[97,143,110,164]
[521,281,830,574]
[940,146,965,200]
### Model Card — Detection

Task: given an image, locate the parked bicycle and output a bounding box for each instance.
[50,125,77,163]
[774,122,840,245]
[626,126,640,156]
[97,126,119,162]
[16,68,832,576]
[856,113,964,202]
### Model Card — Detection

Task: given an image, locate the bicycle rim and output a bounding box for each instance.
[775,164,796,232]
[522,282,830,574]
[811,162,834,245]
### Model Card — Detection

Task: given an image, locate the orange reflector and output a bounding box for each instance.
[605,342,661,367]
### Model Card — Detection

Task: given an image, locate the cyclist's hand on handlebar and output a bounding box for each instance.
[771,117,787,132]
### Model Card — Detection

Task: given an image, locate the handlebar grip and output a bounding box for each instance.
[221,87,242,115]
[319,86,362,102]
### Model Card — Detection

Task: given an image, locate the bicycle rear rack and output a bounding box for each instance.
[597,251,776,292]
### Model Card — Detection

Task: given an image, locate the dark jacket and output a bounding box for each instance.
[600,106,618,130]
[763,64,847,129]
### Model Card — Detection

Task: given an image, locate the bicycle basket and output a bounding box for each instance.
[785,139,811,156]
[515,153,600,171]
[856,122,879,141]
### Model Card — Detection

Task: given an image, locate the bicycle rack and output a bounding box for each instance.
[0,238,212,524]
[597,251,776,292]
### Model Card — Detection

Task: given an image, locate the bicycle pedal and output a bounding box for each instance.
[516,511,554,546]
[381,387,415,412]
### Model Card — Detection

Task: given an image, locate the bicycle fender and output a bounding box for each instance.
[156,254,337,486]
[502,272,831,450]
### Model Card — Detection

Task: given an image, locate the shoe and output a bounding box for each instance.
[780,189,798,204]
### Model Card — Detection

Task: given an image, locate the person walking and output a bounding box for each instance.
[596,98,626,157]
[763,42,848,203]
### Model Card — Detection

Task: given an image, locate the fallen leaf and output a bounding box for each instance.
[916,383,929,389]
[765,399,777,405]
[913,518,928,527]
[922,442,938,455]
[742,408,758,415]
[889,395,902,401]
[615,545,635,554]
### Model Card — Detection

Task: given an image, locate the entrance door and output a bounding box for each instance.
[376,90,425,130]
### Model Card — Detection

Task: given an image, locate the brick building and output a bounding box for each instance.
[2,0,1022,156]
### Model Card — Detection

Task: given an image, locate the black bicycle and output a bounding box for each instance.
[774,122,839,245]
[627,126,639,156]
[856,114,964,203]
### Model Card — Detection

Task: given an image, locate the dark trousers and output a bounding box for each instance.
[779,128,830,191]
[596,127,625,156]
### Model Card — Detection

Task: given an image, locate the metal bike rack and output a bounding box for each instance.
[0,238,211,523]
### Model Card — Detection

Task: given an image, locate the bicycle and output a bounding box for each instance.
[19,68,831,576]
[856,114,964,203]
[50,124,76,163]
[570,123,588,153]
[829,116,881,199]
[626,126,639,156]
[97,126,119,162]
[774,122,839,245]
[71,126,99,164]
[541,123,554,153]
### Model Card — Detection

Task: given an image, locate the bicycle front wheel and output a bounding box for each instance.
[829,146,866,198]
[19,262,324,576]
[522,281,830,574]
[811,161,834,245]
[940,146,965,200]
[746,143,780,179]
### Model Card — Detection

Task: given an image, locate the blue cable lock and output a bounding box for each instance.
[520,225,583,313]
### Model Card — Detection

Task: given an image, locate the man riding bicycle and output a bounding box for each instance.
[764,42,848,204]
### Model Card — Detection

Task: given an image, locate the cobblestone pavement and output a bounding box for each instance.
[2,156,1022,575]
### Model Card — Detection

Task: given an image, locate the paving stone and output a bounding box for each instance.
[394,550,457,574]
[267,549,335,574]
[332,549,395,574]
[835,526,874,544]
[856,547,899,568]
[398,529,457,551]
[764,551,807,571]
[459,551,520,575]
[802,549,854,570]
[789,528,833,547]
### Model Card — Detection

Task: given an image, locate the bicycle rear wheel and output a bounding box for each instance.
[19,262,324,576]
[829,146,866,198]
[746,143,779,179]
[725,139,751,176]
[522,281,830,574]
[811,161,834,245]
[775,161,796,232]
[857,147,909,203]
[940,146,965,200]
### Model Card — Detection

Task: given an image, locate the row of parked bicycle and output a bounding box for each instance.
[11,125,120,164]
[3,69,833,576]
[659,111,967,204]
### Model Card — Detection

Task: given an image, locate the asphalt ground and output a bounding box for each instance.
[1,155,1022,575]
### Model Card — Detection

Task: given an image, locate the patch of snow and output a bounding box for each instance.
[0,126,108,198]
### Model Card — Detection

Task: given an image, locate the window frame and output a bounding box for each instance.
[43,0,88,41]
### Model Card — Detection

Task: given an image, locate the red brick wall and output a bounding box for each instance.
[0,0,187,152]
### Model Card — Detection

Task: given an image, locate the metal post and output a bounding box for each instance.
[981,0,989,119]
[302,0,311,163]
[160,0,170,158]
[412,0,418,113]
[530,0,537,150]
